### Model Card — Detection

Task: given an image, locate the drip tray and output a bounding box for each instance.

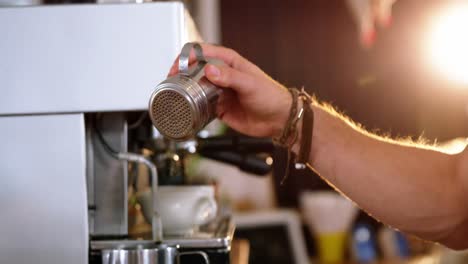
[162,216,235,248]
[114,216,235,249]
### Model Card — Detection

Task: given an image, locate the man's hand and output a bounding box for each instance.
[169,43,468,250]
[168,43,292,138]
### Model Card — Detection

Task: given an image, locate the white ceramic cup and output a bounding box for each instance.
[137,185,217,235]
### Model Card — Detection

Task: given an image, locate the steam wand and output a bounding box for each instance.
[94,117,163,242]
[117,153,162,242]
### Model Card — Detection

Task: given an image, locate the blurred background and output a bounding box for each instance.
[186,0,468,263]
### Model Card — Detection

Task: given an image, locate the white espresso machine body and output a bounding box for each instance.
[0,3,193,264]
[0,2,188,115]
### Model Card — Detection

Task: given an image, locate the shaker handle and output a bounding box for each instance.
[179,42,207,76]
[177,251,210,264]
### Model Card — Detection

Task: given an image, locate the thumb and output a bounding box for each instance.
[204,64,257,95]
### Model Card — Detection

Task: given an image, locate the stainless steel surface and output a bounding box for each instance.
[102,246,177,264]
[162,216,235,248]
[96,242,210,264]
[91,240,159,251]
[0,3,189,115]
[116,152,162,241]
[90,113,128,236]
[0,114,88,264]
[149,43,222,141]
[178,42,206,74]
[151,88,195,139]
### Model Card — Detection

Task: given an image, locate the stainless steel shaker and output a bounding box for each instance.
[148,42,223,141]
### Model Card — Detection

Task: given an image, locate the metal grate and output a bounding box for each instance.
[151,90,194,139]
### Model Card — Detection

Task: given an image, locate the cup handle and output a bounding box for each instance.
[193,197,218,226]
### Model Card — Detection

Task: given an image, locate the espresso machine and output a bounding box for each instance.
[0,3,237,264]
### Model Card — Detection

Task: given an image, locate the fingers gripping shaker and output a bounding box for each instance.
[149,43,223,141]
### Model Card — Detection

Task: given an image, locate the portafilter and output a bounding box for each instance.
[149,42,223,141]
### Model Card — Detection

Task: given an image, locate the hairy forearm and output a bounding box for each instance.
[302,102,468,248]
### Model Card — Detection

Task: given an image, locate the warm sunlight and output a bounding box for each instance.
[427,3,468,86]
